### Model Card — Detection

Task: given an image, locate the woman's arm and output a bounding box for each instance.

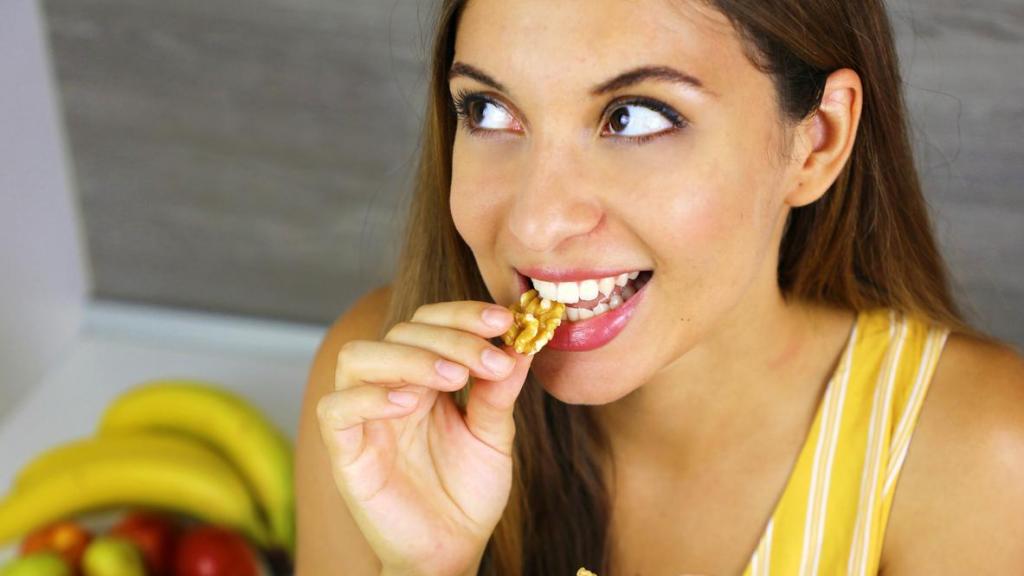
[295,285,392,575]
[881,335,1024,574]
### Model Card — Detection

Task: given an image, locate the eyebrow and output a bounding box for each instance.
[448,61,712,98]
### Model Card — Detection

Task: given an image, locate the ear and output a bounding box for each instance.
[785,68,863,208]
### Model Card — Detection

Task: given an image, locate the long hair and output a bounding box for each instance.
[379,1,983,573]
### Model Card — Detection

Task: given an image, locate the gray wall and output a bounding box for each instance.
[41,0,1024,346]
[890,0,1023,347]
[43,0,426,323]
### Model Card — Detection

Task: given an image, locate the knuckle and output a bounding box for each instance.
[315,394,335,422]
[337,339,361,364]
[410,303,438,323]
[435,326,463,349]
[384,321,413,341]
[418,347,443,372]
[335,341,367,388]
[434,330,478,370]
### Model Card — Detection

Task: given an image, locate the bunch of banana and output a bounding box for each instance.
[0,379,294,558]
[96,380,294,553]
[0,432,269,547]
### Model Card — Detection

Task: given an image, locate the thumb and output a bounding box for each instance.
[463,345,533,457]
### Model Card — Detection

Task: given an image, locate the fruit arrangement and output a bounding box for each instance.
[1,513,266,576]
[0,379,295,576]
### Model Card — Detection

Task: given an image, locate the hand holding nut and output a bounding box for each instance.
[500,289,565,355]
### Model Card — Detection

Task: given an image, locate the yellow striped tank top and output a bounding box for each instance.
[740,307,951,576]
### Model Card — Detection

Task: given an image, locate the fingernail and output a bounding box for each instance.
[481,348,514,374]
[388,390,418,407]
[482,307,510,328]
[435,359,468,383]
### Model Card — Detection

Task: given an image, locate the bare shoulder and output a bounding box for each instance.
[324,285,393,347]
[882,331,1024,574]
[294,284,392,575]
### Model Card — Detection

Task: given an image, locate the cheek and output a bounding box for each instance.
[450,142,481,244]
[637,172,743,260]
[626,154,777,298]
[448,179,474,244]
[449,172,499,249]
[449,139,522,243]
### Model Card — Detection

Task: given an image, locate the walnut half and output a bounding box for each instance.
[500,289,566,355]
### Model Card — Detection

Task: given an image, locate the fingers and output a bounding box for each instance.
[327,299,528,464]
[317,385,419,467]
[410,300,514,338]
[463,345,534,457]
[336,299,520,393]
[336,340,471,392]
[383,321,516,382]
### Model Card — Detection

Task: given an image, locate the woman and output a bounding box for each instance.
[298,0,1024,574]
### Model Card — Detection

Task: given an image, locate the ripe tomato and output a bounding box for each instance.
[173,525,260,576]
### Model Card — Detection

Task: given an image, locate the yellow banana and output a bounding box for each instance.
[0,434,270,547]
[96,379,294,553]
[12,431,221,492]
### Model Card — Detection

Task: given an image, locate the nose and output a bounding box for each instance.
[505,142,603,253]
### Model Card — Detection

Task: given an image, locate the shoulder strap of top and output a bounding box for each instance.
[742,308,952,576]
[845,308,951,576]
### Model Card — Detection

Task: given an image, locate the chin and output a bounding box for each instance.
[531,358,640,405]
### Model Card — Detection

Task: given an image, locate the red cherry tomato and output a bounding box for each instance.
[110,511,181,576]
[20,520,93,570]
[173,525,260,576]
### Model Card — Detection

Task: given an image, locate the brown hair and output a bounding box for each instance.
[380,0,984,573]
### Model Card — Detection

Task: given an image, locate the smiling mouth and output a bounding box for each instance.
[517,270,653,322]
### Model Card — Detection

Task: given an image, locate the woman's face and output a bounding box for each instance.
[449,0,805,404]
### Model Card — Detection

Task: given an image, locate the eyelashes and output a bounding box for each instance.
[448,88,474,123]
[449,88,689,145]
[450,89,505,139]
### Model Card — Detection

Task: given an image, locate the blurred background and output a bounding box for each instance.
[2,0,1022,443]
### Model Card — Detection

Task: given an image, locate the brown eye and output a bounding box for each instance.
[452,91,517,133]
[604,102,676,138]
[609,107,632,133]
[466,99,487,125]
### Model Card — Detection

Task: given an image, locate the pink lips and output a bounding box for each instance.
[513,270,650,352]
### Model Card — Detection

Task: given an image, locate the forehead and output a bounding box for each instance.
[453,0,757,99]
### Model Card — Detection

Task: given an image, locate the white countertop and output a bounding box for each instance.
[0,299,328,553]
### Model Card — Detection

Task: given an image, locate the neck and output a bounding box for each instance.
[592,285,852,478]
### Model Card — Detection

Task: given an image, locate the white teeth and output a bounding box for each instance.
[621,284,636,301]
[578,279,599,301]
[556,282,579,304]
[528,270,643,305]
[564,299,626,323]
[533,269,649,322]
[532,279,558,301]
[564,302,611,323]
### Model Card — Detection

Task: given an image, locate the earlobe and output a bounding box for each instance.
[784,69,863,208]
